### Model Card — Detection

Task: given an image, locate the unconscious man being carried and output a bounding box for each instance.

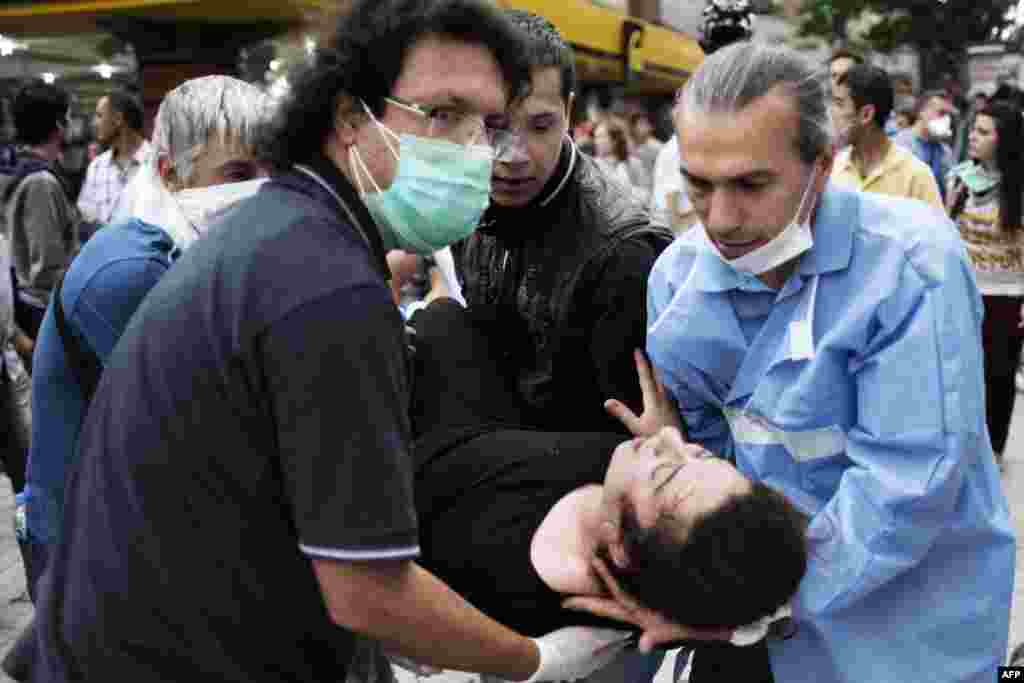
[406,297,809,645]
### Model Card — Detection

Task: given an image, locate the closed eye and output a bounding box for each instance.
[683,173,712,194]
[736,179,768,192]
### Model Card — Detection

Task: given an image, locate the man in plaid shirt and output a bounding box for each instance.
[77,90,151,232]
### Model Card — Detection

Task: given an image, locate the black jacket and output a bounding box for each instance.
[454,140,673,434]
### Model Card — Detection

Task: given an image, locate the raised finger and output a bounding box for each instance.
[604,399,643,436]
[640,350,669,401]
[634,349,658,403]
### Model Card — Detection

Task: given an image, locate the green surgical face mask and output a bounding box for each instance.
[350,101,494,255]
[953,160,1000,195]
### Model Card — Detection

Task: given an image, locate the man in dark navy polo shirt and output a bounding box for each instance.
[25,2,632,682]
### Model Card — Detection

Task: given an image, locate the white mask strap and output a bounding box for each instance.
[793,165,819,225]
[360,100,400,161]
[349,145,383,195]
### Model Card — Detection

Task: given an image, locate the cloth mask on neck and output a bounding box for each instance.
[952,159,1000,195]
[705,167,819,276]
[350,101,494,254]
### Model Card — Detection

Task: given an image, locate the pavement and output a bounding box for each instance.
[5,400,1024,683]
[0,482,32,683]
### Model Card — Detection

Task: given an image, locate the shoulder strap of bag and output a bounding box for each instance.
[53,274,102,402]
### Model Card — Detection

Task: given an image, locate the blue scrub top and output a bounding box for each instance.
[647,185,1015,682]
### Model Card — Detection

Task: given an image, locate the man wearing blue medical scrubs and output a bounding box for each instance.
[574,41,1016,683]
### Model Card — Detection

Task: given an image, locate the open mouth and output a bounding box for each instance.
[716,237,759,248]
[713,237,762,258]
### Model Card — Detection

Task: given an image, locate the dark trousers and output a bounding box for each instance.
[981,295,1024,456]
[0,362,31,494]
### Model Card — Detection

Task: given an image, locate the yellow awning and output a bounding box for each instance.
[497,0,703,94]
[0,0,702,94]
[0,0,325,35]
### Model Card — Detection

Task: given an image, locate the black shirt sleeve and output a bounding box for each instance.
[259,282,419,561]
[584,237,661,422]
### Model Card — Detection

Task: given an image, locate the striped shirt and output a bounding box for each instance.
[77,140,152,226]
[950,182,1024,296]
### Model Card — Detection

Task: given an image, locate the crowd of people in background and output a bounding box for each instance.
[820,46,1024,477]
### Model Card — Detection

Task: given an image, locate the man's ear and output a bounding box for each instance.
[859,104,876,128]
[814,152,834,196]
[332,95,365,148]
[157,155,182,192]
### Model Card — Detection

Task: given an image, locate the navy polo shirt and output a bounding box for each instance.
[31,157,419,682]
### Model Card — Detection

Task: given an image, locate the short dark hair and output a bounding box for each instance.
[267,0,531,167]
[610,481,808,629]
[506,9,575,102]
[13,81,69,146]
[105,89,144,133]
[837,64,893,130]
[699,0,754,56]
[828,47,863,66]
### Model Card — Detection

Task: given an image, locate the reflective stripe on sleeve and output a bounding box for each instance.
[724,407,846,462]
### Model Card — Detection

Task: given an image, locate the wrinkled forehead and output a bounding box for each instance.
[393,35,508,117]
[676,95,804,178]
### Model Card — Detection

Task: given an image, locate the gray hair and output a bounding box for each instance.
[152,75,274,182]
[677,41,832,163]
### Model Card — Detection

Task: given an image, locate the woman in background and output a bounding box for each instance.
[594,119,646,203]
[947,98,1024,467]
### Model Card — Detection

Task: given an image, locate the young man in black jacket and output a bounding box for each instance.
[453,11,673,436]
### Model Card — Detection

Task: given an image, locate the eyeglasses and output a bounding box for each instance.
[385,96,508,147]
